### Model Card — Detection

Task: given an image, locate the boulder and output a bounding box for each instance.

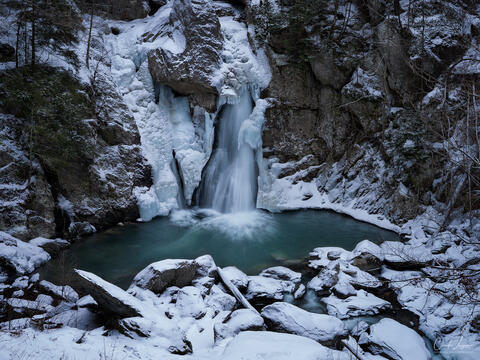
[129,259,198,294]
[221,266,249,291]
[0,232,50,275]
[259,266,301,283]
[245,276,285,303]
[29,237,70,256]
[221,331,350,360]
[205,284,237,313]
[261,302,346,345]
[38,280,79,303]
[74,269,143,318]
[359,318,431,360]
[214,309,265,341]
[146,0,223,111]
[322,290,391,319]
[380,241,433,269]
[171,286,206,319]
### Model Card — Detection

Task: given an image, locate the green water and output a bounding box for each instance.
[41,209,398,289]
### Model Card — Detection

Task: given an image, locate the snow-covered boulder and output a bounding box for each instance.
[307,267,338,294]
[214,309,265,341]
[351,240,384,272]
[221,331,351,360]
[205,284,237,313]
[380,241,433,269]
[74,269,144,318]
[221,266,249,290]
[171,286,206,319]
[117,316,192,354]
[259,266,301,283]
[322,290,391,319]
[0,231,50,275]
[194,254,217,278]
[245,276,286,303]
[39,280,79,303]
[129,259,198,294]
[76,295,97,309]
[261,302,346,345]
[29,237,69,256]
[359,318,431,360]
[308,247,353,270]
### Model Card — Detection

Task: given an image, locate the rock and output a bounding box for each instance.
[205,284,237,313]
[214,309,265,341]
[5,298,54,319]
[76,295,97,309]
[353,240,385,260]
[261,302,347,345]
[308,247,353,270]
[171,286,206,319]
[146,0,223,111]
[381,241,433,269]
[74,269,144,318]
[307,267,338,295]
[46,307,98,331]
[293,284,306,299]
[129,259,198,294]
[29,237,70,256]
[194,254,217,278]
[0,232,50,275]
[38,280,79,303]
[35,294,54,306]
[79,0,149,21]
[221,266,249,291]
[221,331,350,360]
[12,276,28,290]
[310,51,352,90]
[245,276,285,303]
[359,318,431,360]
[259,266,301,283]
[322,290,391,319]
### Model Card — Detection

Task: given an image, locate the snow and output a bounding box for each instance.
[221,331,350,360]
[360,318,431,360]
[261,302,346,343]
[259,266,301,283]
[0,231,51,275]
[322,290,391,319]
[221,266,249,290]
[214,309,264,340]
[245,276,292,301]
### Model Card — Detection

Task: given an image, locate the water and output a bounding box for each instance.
[198,89,257,212]
[41,209,398,289]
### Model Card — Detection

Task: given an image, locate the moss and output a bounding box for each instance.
[0,66,95,169]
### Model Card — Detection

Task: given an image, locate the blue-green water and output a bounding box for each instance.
[42,209,398,289]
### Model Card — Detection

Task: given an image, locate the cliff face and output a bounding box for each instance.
[253,0,479,226]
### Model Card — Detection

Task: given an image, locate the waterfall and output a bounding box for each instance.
[198,88,258,213]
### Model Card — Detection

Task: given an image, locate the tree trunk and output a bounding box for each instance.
[86,4,94,69]
[31,0,36,70]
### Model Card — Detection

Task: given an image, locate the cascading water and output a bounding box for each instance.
[198,88,258,213]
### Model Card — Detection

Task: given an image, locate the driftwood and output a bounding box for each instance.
[217,267,260,316]
[340,340,363,360]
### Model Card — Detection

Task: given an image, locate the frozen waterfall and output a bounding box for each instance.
[198,88,259,213]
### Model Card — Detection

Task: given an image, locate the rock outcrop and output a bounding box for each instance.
[146,0,223,111]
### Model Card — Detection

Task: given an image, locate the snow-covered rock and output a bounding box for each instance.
[129,259,198,294]
[28,237,70,256]
[359,318,431,360]
[308,247,353,270]
[259,266,301,283]
[170,286,206,319]
[38,280,79,303]
[0,231,50,275]
[76,295,97,309]
[205,284,237,313]
[221,331,350,360]
[322,290,391,319]
[74,269,144,318]
[214,309,264,341]
[261,302,346,345]
[381,241,433,269]
[245,276,286,302]
[221,266,249,290]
